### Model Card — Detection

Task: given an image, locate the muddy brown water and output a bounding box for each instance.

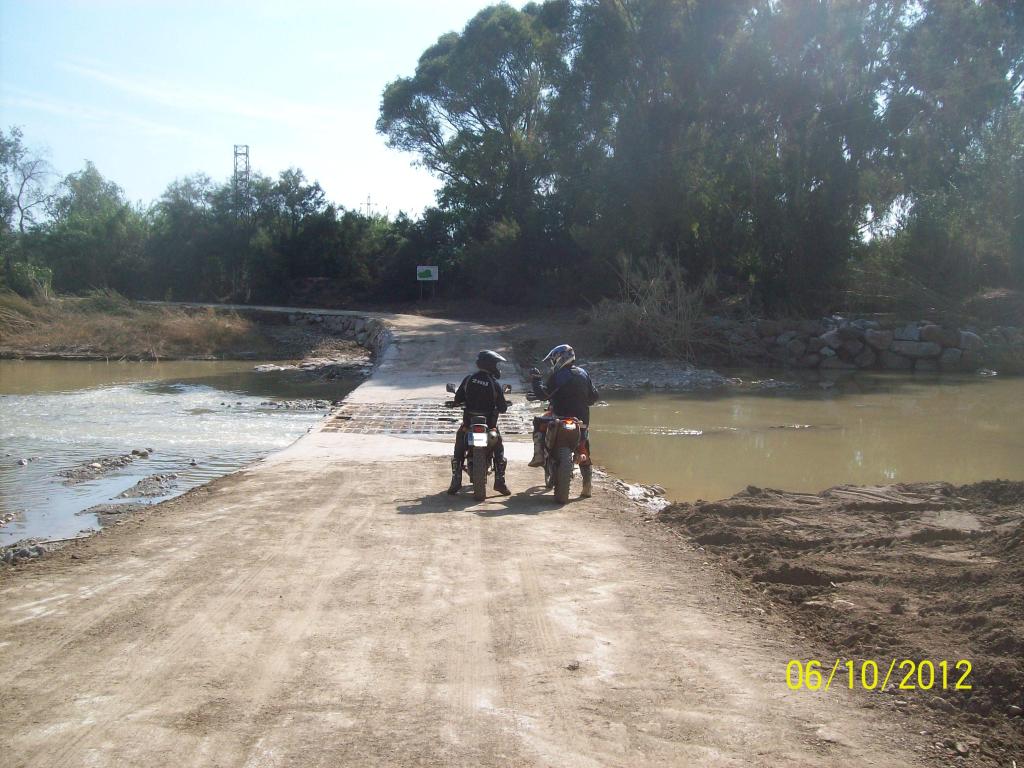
[0,359,362,544]
[592,372,1024,503]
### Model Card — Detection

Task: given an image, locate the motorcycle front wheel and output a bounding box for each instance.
[554,447,573,503]
[471,446,488,501]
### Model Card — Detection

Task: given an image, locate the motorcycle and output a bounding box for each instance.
[445,382,511,501]
[527,391,592,504]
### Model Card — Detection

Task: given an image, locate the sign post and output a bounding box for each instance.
[416,265,438,301]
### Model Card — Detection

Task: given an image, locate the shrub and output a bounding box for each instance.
[9,262,53,298]
[588,255,720,359]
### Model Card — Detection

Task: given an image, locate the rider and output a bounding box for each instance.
[529,344,600,497]
[448,350,512,497]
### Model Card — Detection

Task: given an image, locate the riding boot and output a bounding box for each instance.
[580,464,593,498]
[493,456,511,496]
[528,432,545,467]
[447,458,463,495]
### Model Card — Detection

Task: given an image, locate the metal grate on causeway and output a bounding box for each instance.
[321,401,532,436]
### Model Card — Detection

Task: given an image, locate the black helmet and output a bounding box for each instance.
[476,349,507,377]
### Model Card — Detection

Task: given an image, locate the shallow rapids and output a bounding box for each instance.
[0,359,361,544]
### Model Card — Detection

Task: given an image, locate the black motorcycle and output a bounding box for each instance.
[445,382,511,501]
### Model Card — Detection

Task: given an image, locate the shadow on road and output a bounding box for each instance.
[396,485,574,517]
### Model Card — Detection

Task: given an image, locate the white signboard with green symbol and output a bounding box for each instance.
[416,266,438,281]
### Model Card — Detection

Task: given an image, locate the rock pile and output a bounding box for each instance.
[285,312,393,359]
[59,453,144,484]
[258,399,336,410]
[584,358,732,391]
[2,543,46,565]
[714,316,1024,373]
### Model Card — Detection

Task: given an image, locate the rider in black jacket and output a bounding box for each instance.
[449,350,511,496]
[529,344,600,497]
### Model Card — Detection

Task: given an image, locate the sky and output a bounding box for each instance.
[0,0,497,216]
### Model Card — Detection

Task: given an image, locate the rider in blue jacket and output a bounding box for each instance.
[529,344,599,497]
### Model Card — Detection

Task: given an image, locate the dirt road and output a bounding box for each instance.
[0,314,923,767]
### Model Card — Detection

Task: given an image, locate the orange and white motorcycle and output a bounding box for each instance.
[527,394,593,503]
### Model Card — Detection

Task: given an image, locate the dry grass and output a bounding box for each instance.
[0,290,276,359]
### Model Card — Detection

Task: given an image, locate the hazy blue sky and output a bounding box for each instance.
[0,0,496,215]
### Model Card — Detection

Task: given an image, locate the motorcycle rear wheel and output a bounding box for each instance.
[554,447,573,503]
[471,447,488,501]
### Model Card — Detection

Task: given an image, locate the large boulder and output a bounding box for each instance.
[914,359,939,373]
[786,338,808,358]
[807,337,827,353]
[891,340,941,358]
[797,353,821,368]
[959,330,985,352]
[894,323,921,341]
[939,347,963,371]
[821,329,843,350]
[837,325,865,341]
[851,318,881,331]
[854,348,877,368]
[864,328,894,350]
[842,339,865,356]
[777,330,799,346]
[920,324,960,347]
[881,351,913,370]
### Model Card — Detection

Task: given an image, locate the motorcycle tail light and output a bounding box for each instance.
[563,421,577,430]
[472,425,487,433]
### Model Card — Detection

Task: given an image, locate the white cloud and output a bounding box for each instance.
[2,88,204,141]
[58,60,352,130]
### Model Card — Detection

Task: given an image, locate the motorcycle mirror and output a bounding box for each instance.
[504,384,512,394]
[445,383,456,393]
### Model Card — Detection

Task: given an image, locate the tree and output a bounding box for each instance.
[1,126,54,279]
[378,4,565,227]
[41,162,147,293]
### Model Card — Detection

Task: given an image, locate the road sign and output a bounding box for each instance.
[417,266,438,281]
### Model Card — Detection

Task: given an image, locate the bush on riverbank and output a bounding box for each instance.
[588,258,727,361]
[0,290,274,359]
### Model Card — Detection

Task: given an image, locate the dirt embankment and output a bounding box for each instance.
[659,480,1024,764]
[0,291,369,363]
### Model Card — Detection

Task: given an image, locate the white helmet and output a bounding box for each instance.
[543,344,575,371]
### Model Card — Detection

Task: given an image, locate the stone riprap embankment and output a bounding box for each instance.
[249,310,390,377]
[283,311,393,358]
[583,358,799,392]
[715,316,1024,373]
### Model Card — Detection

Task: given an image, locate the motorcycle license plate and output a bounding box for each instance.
[469,432,489,448]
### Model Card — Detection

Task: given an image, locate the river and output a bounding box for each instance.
[592,371,1024,502]
[0,359,362,544]
[4,361,1023,544]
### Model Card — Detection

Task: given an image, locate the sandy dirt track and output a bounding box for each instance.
[0,314,923,767]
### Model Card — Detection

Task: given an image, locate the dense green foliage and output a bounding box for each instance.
[2,1,1022,313]
[380,0,1024,311]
